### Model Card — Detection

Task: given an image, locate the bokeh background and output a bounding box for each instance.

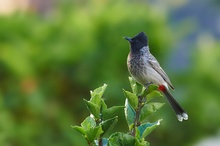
[0,0,220,146]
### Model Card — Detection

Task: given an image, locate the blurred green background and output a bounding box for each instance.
[0,0,220,146]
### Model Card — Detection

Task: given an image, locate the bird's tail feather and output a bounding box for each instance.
[162,88,188,122]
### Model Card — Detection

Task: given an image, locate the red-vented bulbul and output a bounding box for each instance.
[124,32,188,122]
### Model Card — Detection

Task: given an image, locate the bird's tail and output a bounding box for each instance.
[159,85,188,122]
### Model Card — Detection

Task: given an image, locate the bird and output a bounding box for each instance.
[124,32,188,122]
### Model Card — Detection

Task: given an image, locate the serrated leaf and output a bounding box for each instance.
[123,90,138,109]
[84,99,100,118]
[102,106,124,120]
[140,102,164,121]
[108,132,135,146]
[101,116,118,135]
[124,99,136,127]
[146,90,163,102]
[138,119,162,138]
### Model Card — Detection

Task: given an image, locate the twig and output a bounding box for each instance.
[98,138,103,146]
[131,95,145,136]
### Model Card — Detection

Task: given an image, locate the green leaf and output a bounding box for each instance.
[124,99,136,127]
[128,77,144,96]
[147,90,163,101]
[134,137,150,146]
[108,132,135,146]
[138,119,162,139]
[102,106,124,120]
[135,127,141,140]
[140,102,164,121]
[108,141,118,146]
[143,84,158,95]
[101,116,118,135]
[87,125,103,142]
[100,99,108,114]
[90,94,102,108]
[81,116,96,130]
[128,123,135,132]
[76,116,104,142]
[123,89,138,109]
[83,99,100,119]
[129,77,137,93]
[136,82,144,96]
[72,117,96,142]
[134,128,150,146]
[90,84,107,107]
[90,84,107,99]
[71,125,86,135]
[148,84,158,92]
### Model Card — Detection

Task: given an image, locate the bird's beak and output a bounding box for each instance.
[123,36,132,42]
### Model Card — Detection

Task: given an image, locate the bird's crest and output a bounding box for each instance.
[132,32,148,43]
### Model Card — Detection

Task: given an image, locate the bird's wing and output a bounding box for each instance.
[148,54,174,90]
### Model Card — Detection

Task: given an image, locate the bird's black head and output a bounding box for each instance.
[124,32,148,53]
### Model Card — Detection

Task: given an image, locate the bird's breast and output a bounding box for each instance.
[127,53,149,84]
[127,53,165,86]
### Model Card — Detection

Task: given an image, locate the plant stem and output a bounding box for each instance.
[87,140,93,146]
[98,138,103,146]
[132,95,145,136]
